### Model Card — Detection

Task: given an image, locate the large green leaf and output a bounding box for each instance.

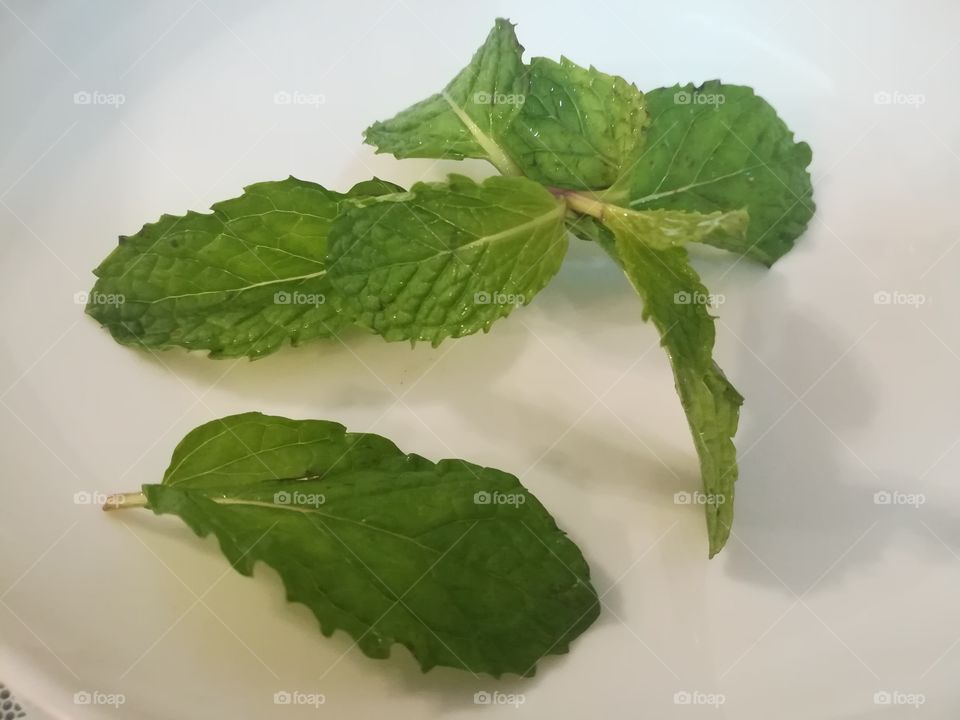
[614,81,813,266]
[86,178,401,359]
[327,174,568,346]
[598,210,746,556]
[503,56,649,190]
[363,19,527,175]
[137,412,599,677]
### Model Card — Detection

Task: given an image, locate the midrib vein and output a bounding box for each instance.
[629,165,762,206]
[458,203,565,250]
[210,496,436,553]
[146,269,327,304]
[441,91,522,176]
[350,203,565,275]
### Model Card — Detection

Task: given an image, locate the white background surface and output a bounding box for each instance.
[1,1,958,717]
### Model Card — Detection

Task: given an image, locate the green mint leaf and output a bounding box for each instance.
[326,174,568,346]
[597,212,745,556]
[136,412,600,677]
[363,18,526,175]
[86,177,400,358]
[618,81,813,266]
[503,57,649,190]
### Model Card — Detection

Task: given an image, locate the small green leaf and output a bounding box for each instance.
[327,174,568,346]
[138,412,600,677]
[597,211,745,556]
[617,81,813,265]
[363,18,527,175]
[87,178,400,358]
[503,57,649,190]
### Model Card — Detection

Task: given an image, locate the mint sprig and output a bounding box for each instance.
[89,18,814,558]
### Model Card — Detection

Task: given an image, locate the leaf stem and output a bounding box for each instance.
[554,189,608,220]
[102,491,148,511]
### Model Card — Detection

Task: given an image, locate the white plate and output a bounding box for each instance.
[2,1,958,717]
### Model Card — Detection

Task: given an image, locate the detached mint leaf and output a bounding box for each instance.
[620,81,813,266]
[363,18,526,175]
[503,57,649,190]
[87,178,400,358]
[327,174,568,346]
[597,212,745,556]
[136,412,600,677]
